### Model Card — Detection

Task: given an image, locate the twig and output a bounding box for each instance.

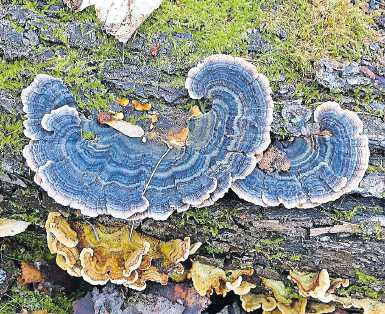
[85,220,100,241]
[142,146,172,196]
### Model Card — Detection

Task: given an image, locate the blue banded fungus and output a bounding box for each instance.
[22,55,273,220]
[232,102,369,208]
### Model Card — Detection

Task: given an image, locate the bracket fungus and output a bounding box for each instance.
[288,269,349,303]
[189,261,255,297]
[45,212,200,290]
[232,102,369,208]
[22,55,273,220]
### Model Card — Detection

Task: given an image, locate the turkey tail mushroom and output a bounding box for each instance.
[232,102,369,208]
[22,55,273,220]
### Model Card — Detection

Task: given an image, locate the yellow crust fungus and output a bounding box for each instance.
[288,269,332,302]
[307,302,336,314]
[45,212,200,289]
[334,296,385,314]
[276,298,307,314]
[189,261,254,297]
[45,212,78,247]
[262,278,292,305]
[240,294,277,312]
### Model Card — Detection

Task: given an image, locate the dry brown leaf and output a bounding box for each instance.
[150,43,161,57]
[132,100,152,111]
[190,105,203,118]
[149,114,159,124]
[32,310,48,314]
[19,262,44,284]
[167,127,189,147]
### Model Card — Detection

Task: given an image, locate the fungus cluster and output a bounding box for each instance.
[22,55,273,220]
[232,102,369,208]
[45,212,200,290]
[188,261,255,297]
[237,268,378,314]
[22,55,368,220]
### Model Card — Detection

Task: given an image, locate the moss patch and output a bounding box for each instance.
[179,207,233,237]
[338,269,384,299]
[0,113,25,152]
[4,230,52,263]
[143,0,375,81]
[0,286,73,314]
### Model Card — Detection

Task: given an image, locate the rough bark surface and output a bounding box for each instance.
[0,1,385,313]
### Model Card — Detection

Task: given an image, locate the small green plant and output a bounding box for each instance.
[181,207,231,237]
[0,113,25,152]
[338,269,384,299]
[332,206,360,222]
[81,130,96,140]
[0,286,73,314]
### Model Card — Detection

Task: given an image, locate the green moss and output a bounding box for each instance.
[127,113,149,125]
[289,254,302,262]
[52,27,70,46]
[143,0,375,84]
[255,236,289,262]
[332,206,360,222]
[0,286,73,314]
[356,270,379,285]
[179,207,232,237]
[6,231,52,262]
[204,244,226,255]
[0,113,26,152]
[367,165,385,174]
[81,130,96,140]
[0,60,30,91]
[338,269,383,299]
[143,0,263,57]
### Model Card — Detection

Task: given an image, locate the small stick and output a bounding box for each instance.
[85,220,100,241]
[142,146,172,196]
[121,42,126,65]
[129,222,134,241]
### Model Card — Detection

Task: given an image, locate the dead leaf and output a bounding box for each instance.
[64,0,163,43]
[104,120,145,138]
[112,112,124,120]
[132,100,152,111]
[149,115,158,124]
[167,127,189,147]
[98,112,145,138]
[190,105,202,118]
[150,43,161,57]
[32,311,48,314]
[0,218,30,237]
[19,262,44,285]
